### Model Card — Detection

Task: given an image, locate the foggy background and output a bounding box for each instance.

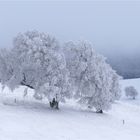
[0,0,140,79]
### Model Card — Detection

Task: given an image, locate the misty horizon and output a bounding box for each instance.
[0,1,140,56]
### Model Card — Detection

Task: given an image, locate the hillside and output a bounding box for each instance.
[0,79,140,140]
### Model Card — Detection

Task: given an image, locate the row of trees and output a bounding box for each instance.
[0,31,121,113]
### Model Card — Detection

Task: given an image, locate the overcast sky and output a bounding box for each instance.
[0,0,140,56]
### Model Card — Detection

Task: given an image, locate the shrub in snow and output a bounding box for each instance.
[125,86,138,100]
[0,31,70,109]
[63,41,121,113]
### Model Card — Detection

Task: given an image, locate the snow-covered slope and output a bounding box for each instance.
[0,79,140,140]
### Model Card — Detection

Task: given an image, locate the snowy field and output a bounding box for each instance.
[0,78,140,140]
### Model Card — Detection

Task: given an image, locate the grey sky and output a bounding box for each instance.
[0,0,140,55]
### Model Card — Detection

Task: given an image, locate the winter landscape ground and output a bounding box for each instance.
[0,78,139,140]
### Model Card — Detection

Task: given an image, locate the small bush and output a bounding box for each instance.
[125,86,138,99]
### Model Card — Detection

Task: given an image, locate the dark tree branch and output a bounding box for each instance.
[20,81,34,89]
[20,73,34,89]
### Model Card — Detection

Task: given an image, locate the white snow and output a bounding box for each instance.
[0,78,140,140]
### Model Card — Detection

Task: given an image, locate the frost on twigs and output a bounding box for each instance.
[0,31,70,107]
[0,31,121,111]
[63,40,121,112]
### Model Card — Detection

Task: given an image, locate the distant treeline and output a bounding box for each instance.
[107,54,140,79]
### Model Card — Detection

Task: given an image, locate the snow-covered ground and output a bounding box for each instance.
[0,78,140,140]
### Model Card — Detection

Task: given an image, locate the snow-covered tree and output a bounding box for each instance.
[0,48,18,89]
[63,41,121,113]
[0,31,70,109]
[0,31,121,112]
[109,69,121,101]
[125,86,138,100]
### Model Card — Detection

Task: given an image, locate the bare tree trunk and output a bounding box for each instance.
[14,98,17,103]
[49,98,59,109]
[49,101,53,108]
[55,101,59,110]
[96,109,103,113]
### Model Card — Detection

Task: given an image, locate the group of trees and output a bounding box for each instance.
[0,31,121,113]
